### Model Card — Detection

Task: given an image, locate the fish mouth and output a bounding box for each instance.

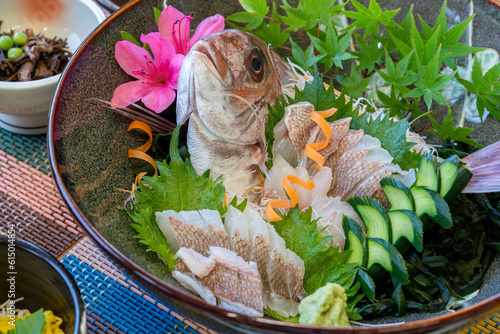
[189,40,231,87]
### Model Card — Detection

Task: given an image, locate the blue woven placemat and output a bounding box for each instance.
[60,238,212,334]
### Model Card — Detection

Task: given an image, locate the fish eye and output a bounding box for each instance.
[247,48,265,82]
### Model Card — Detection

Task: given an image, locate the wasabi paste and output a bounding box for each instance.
[298,283,350,326]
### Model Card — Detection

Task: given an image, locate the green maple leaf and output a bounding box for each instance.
[127,127,226,271]
[351,32,384,73]
[237,0,269,16]
[271,207,357,294]
[309,22,356,71]
[226,11,264,31]
[251,3,290,48]
[343,0,399,39]
[289,38,323,70]
[405,44,454,110]
[335,67,372,99]
[226,0,269,31]
[279,0,312,31]
[455,58,500,121]
[418,0,485,65]
[378,49,418,95]
[377,88,420,119]
[427,106,482,147]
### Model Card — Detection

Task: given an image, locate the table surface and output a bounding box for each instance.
[0,129,499,334]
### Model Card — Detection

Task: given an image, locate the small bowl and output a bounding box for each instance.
[95,0,131,13]
[0,236,86,333]
[0,0,106,135]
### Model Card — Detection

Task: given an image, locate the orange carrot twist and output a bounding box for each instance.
[266,175,315,222]
[304,107,337,171]
[127,120,158,177]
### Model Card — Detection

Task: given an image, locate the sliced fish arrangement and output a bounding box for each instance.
[273,101,408,203]
[156,207,306,317]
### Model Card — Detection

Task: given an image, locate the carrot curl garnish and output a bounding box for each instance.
[127,120,158,177]
[304,107,337,171]
[266,175,315,222]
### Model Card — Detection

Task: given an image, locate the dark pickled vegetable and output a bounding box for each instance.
[0,21,72,81]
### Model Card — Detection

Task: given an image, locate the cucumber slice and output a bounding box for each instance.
[410,186,452,229]
[439,155,473,201]
[342,215,367,267]
[416,152,439,191]
[387,209,423,252]
[348,196,391,242]
[380,177,415,211]
[367,238,409,284]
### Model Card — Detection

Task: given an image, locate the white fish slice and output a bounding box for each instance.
[176,247,215,277]
[266,229,294,318]
[223,206,251,261]
[172,271,217,305]
[199,209,230,249]
[246,208,272,304]
[155,210,182,252]
[174,246,264,316]
[156,210,219,256]
[209,246,259,280]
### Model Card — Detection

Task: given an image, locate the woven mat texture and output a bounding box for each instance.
[0,128,498,334]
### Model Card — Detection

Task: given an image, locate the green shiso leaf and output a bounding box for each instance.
[270,207,356,294]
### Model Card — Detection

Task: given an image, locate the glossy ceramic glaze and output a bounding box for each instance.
[47,0,500,332]
[0,237,86,333]
[0,0,105,135]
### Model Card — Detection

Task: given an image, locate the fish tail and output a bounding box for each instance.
[462,141,500,193]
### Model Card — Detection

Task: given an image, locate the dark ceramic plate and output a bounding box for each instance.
[47,0,500,333]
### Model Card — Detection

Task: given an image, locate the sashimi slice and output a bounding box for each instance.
[173,246,264,316]
[246,208,272,294]
[223,206,251,261]
[199,209,230,249]
[155,210,183,252]
[176,247,215,277]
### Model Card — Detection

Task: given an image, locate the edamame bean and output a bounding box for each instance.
[13,32,28,47]
[7,47,23,59]
[0,35,14,51]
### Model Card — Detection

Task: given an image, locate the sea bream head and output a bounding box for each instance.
[176,29,298,196]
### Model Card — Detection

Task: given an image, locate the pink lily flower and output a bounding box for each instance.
[158,6,225,55]
[111,32,184,113]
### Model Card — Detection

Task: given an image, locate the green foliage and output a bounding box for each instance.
[343,0,399,39]
[358,192,500,318]
[121,31,140,46]
[351,112,422,171]
[351,32,384,73]
[7,308,45,334]
[455,58,500,121]
[127,127,226,270]
[227,0,488,150]
[308,22,356,71]
[271,207,358,295]
[427,107,482,147]
[335,67,372,99]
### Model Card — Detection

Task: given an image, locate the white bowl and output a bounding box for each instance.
[0,0,106,135]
